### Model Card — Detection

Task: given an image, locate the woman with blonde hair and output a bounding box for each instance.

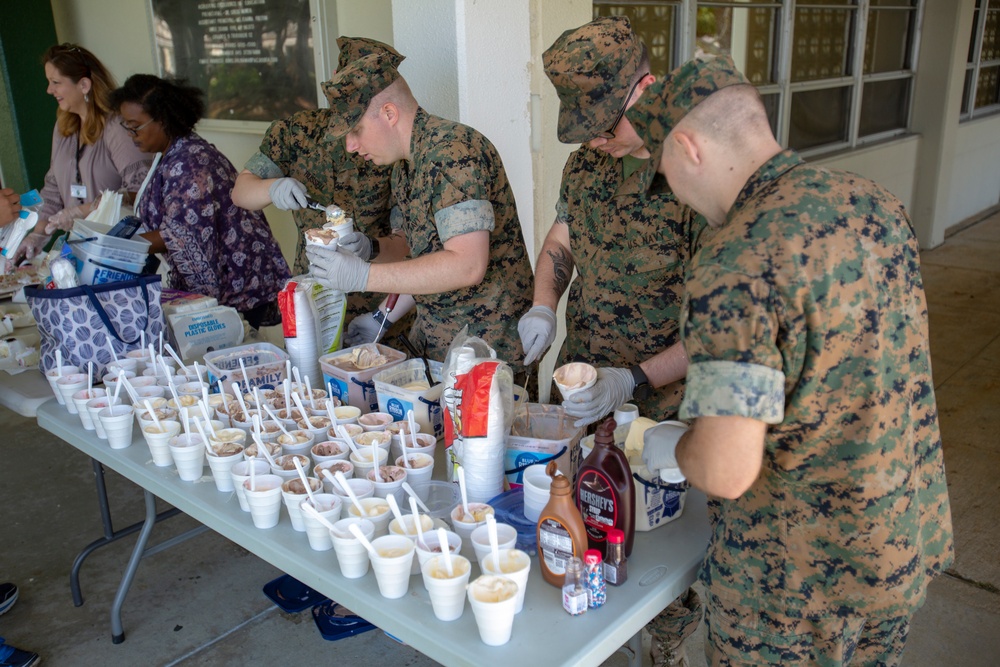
[13,43,152,262]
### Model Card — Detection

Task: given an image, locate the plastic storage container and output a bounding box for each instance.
[373,359,444,438]
[204,342,289,392]
[319,343,407,413]
[72,220,151,265]
[74,245,145,285]
[504,403,583,489]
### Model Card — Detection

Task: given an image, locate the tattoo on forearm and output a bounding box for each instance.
[546,246,571,296]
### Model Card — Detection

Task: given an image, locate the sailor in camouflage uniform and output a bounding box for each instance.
[632,56,954,666]
[520,17,704,667]
[306,51,534,369]
[232,37,406,333]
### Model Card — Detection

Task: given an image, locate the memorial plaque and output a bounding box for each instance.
[150,0,318,121]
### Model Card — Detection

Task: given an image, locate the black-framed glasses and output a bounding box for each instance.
[119,118,154,136]
[596,73,649,140]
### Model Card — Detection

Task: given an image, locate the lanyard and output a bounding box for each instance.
[74,135,86,203]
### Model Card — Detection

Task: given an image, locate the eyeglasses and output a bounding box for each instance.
[595,73,649,140]
[120,118,154,136]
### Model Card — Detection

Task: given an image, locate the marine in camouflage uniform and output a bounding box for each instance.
[533,17,704,666]
[629,55,954,666]
[310,51,534,369]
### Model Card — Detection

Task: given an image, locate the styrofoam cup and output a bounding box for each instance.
[281,477,323,531]
[169,434,206,481]
[98,404,135,450]
[467,575,519,645]
[367,465,407,500]
[270,454,310,482]
[231,460,270,511]
[330,517,375,578]
[142,420,181,466]
[315,460,355,491]
[349,447,388,481]
[421,554,472,621]
[206,449,244,492]
[346,497,391,537]
[471,523,518,571]
[72,388,106,430]
[311,440,351,465]
[329,475,372,503]
[46,365,80,405]
[522,464,553,523]
[56,374,88,414]
[131,385,166,405]
[481,548,531,613]
[300,494,343,551]
[369,534,415,599]
[395,453,434,498]
[243,474,283,528]
[277,430,315,459]
[87,396,122,440]
[450,504,494,559]
[389,513,435,575]
[415,529,462,573]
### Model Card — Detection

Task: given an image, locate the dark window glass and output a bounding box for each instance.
[860,78,910,136]
[789,86,851,150]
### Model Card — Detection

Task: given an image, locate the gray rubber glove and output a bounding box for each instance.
[517,305,557,365]
[336,231,376,261]
[11,232,50,265]
[268,177,308,210]
[642,421,688,483]
[306,244,370,293]
[344,310,387,346]
[45,203,92,234]
[562,366,635,428]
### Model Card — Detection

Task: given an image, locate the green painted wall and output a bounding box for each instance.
[0,2,58,192]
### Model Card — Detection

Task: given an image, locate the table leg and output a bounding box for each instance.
[616,630,642,667]
[111,489,158,644]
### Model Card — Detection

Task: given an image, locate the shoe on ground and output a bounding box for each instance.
[0,584,17,617]
[0,637,41,667]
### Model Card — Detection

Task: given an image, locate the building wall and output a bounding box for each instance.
[951,116,1000,225]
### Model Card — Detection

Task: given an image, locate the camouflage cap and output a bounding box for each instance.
[323,52,402,138]
[626,54,750,192]
[335,36,404,72]
[543,16,643,144]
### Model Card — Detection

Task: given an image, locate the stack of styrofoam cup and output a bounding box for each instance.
[300,494,343,551]
[243,474,283,528]
[467,575,519,645]
[471,523,518,571]
[99,404,135,449]
[369,535,415,599]
[169,434,206,481]
[72,388,106,430]
[56,373,88,413]
[330,517,375,578]
[142,420,181,467]
[231,460,270,511]
[481,548,531,613]
[421,554,472,622]
[46,365,80,405]
[283,283,322,387]
[522,464,554,523]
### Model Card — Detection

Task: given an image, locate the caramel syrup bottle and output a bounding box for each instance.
[537,461,590,587]
[575,417,636,556]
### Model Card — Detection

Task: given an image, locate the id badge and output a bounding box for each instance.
[70,184,87,199]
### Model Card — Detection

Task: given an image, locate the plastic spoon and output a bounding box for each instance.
[192,361,204,385]
[106,337,119,363]
[371,442,382,483]
[87,362,93,396]
[347,523,378,559]
[249,452,257,491]
[250,429,278,468]
[335,425,360,455]
[194,418,214,458]
[262,404,292,438]
[407,409,420,453]
[409,496,426,546]
[118,375,140,405]
[385,493,406,533]
[457,466,471,520]
[56,350,63,377]
[282,378,291,417]
[292,457,318,508]
[143,399,163,432]
[253,387,264,419]
[231,382,249,419]
[438,527,454,576]
[332,469,366,516]
[199,402,216,435]
[304,375,316,410]
[291,392,314,429]
[300,502,339,533]
[487,514,501,573]
[401,482,432,514]
[158,331,163,357]
[238,358,250,395]
[164,343,184,370]
[217,381,229,413]
[111,369,124,404]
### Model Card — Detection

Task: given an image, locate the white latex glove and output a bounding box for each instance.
[642,421,688,482]
[517,305,557,365]
[336,232,376,261]
[562,366,635,428]
[11,232,49,265]
[344,310,388,346]
[306,244,370,293]
[45,203,92,234]
[268,177,308,210]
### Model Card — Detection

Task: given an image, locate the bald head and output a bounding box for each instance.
[366,76,418,120]
[675,84,774,155]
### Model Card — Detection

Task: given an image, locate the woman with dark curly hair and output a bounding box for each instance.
[110,74,290,328]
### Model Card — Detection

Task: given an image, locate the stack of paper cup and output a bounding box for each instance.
[481,549,531,613]
[421,554,472,622]
[143,420,181,467]
[56,374,88,414]
[467,575,519,645]
[281,477,323,531]
[471,523,518,571]
[368,535,415,599]
[98,404,135,450]
[522,464,554,523]
[87,396,122,440]
[300,494,343,551]
[330,517,375,578]
[169,434,206,481]
[283,283,322,386]
[46,365,80,405]
[243,474,284,528]
[72,388,106,430]
[231,460,270,511]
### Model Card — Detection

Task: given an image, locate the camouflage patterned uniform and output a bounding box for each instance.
[391,108,534,364]
[679,149,954,665]
[242,112,393,321]
[556,146,703,420]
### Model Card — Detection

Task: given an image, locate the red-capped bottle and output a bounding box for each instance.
[575,417,636,556]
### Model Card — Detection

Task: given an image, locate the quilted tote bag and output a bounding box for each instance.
[25,275,165,377]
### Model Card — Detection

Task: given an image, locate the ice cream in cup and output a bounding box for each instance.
[368,534,415,599]
[56,373,88,414]
[142,419,181,467]
[231,459,270,512]
[552,362,597,399]
[358,411,393,432]
[481,548,531,613]
[349,446,389,481]
[471,523,518,571]
[270,454,311,481]
[72,387,106,430]
[99,404,135,450]
[330,517,375,578]
[467,575,519,645]
[367,465,407,500]
[450,503,495,559]
[300,493,343,551]
[281,477,324,531]
[346,497,391,537]
[421,553,472,622]
[315,460,355,491]
[311,440,351,465]
[46,365,81,405]
[277,429,315,459]
[332,406,361,426]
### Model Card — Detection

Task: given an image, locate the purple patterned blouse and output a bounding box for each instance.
[137,133,289,312]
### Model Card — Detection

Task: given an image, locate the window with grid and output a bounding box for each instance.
[962,0,1000,119]
[593,0,921,156]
